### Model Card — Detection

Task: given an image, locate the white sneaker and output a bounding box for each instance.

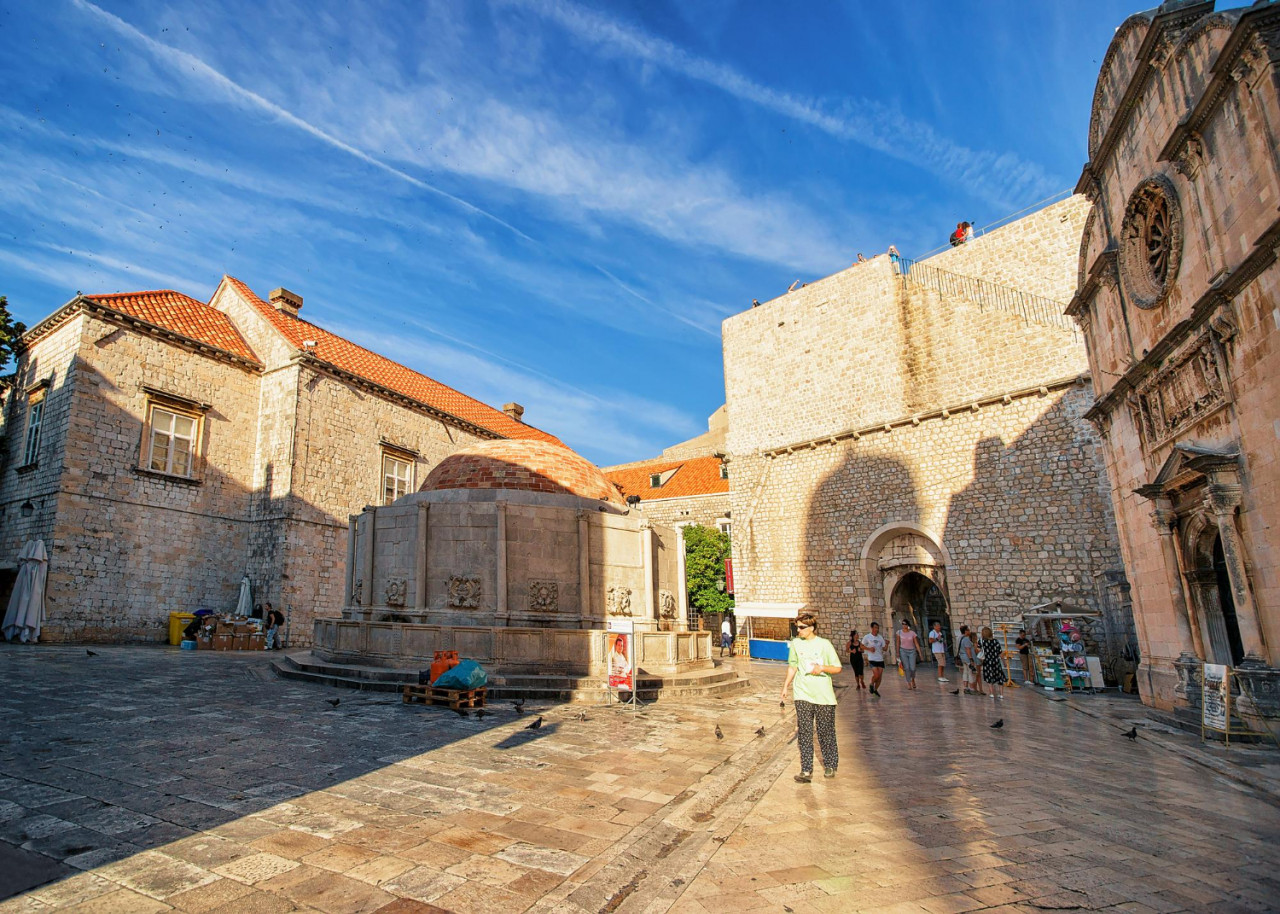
[938,678,949,683]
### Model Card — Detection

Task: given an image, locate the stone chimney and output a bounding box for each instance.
[503,402,525,422]
[268,287,303,316]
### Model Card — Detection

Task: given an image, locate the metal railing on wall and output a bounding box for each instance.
[895,256,1077,333]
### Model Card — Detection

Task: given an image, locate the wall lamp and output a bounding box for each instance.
[20,500,34,518]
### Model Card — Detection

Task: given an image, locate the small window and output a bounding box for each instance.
[148,406,198,477]
[717,520,732,538]
[719,462,729,480]
[383,452,414,504]
[22,396,44,467]
[649,473,662,488]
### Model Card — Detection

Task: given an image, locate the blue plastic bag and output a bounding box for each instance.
[432,659,488,689]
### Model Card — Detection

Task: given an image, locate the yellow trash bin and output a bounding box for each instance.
[169,612,197,645]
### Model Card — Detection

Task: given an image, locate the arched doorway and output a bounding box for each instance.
[1190,527,1245,666]
[889,571,951,654]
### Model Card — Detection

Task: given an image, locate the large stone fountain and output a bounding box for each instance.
[311,440,713,680]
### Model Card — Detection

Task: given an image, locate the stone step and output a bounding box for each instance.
[270,652,752,703]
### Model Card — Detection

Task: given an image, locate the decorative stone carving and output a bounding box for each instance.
[659,590,677,620]
[1173,132,1205,180]
[385,577,407,606]
[877,534,943,570]
[528,581,559,612]
[1132,331,1228,449]
[1118,174,1183,310]
[353,578,363,603]
[607,585,633,616]
[447,575,481,608]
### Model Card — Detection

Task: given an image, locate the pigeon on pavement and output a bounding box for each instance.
[526,716,543,730]
[1124,726,1137,741]
[755,726,766,737]
[990,719,1004,729]
[715,725,724,740]
[86,650,98,657]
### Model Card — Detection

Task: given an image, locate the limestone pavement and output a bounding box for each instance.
[0,647,1276,914]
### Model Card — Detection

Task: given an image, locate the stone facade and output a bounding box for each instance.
[0,279,556,645]
[1068,3,1280,712]
[723,198,1133,666]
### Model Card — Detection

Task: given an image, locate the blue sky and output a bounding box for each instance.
[2,0,1150,464]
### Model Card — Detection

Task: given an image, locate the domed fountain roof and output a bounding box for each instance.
[420,439,626,507]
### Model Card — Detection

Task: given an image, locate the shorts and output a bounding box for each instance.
[869,660,885,669]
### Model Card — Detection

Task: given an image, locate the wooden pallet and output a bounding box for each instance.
[402,684,487,709]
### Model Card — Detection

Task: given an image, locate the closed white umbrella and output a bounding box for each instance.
[235,574,253,617]
[3,540,48,643]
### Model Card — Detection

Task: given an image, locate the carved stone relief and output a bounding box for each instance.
[876,533,943,570]
[607,585,633,616]
[448,575,482,608]
[528,581,559,612]
[1132,331,1229,450]
[659,590,677,620]
[352,578,363,603]
[385,578,406,607]
[1118,174,1183,310]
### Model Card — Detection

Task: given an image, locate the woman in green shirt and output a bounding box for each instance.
[780,612,842,783]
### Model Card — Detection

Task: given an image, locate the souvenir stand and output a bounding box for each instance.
[1021,602,1106,692]
[732,602,805,661]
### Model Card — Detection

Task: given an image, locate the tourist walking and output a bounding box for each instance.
[895,620,922,690]
[958,625,983,695]
[1015,628,1035,684]
[780,612,841,782]
[846,629,866,689]
[861,623,887,696]
[720,617,733,657]
[929,620,949,682]
[979,626,1007,699]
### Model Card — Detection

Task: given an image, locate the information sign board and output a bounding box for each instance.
[607,618,634,690]
[1202,663,1230,733]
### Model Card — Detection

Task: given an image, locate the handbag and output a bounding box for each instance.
[977,649,986,662]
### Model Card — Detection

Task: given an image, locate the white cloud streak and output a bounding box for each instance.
[510,0,1065,209]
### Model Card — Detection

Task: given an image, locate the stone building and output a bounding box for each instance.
[0,277,559,645]
[604,454,731,532]
[1068,2,1280,711]
[721,200,1135,664]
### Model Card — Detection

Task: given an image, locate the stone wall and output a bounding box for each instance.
[632,494,730,530]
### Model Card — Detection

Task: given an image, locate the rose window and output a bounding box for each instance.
[1119,175,1182,310]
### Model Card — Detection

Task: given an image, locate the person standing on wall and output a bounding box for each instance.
[846,629,866,690]
[895,620,922,691]
[979,626,1007,700]
[861,622,887,696]
[780,612,842,783]
[929,620,949,683]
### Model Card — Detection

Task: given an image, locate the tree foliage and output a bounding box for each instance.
[0,296,25,373]
[683,524,734,616]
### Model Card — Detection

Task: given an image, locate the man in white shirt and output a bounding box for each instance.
[929,621,949,682]
[861,622,887,696]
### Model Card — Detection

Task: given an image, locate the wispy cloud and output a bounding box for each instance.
[508,0,1065,209]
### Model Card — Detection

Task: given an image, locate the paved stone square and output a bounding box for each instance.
[0,647,1276,913]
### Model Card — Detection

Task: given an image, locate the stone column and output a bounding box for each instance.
[344,515,357,613]
[415,502,430,611]
[1149,499,1202,661]
[640,519,656,622]
[1204,485,1266,662]
[577,510,591,624]
[360,508,376,610]
[496,501,509,626]
[675,524,689,629]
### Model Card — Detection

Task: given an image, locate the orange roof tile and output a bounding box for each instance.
[84,290,260,364]
[607,455,729,501]
[222,277,563,445]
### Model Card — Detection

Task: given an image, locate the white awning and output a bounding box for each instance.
[733,602,806,619]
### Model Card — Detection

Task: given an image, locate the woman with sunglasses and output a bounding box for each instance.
[780,613,842,783]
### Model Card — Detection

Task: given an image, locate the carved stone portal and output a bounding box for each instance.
[385,578,407,607]
[448,576,482,608]
[528,581,559,612]
[607,585,633,616]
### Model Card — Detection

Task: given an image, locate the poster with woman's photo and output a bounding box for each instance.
[607,620,633,689]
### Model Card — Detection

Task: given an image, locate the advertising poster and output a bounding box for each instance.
[607,619,634,690]
[1202,663,1229,732]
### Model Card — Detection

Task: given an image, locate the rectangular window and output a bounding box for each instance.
[383,453,414,504]
[717,520,732,538]
[148,406,198,477]
[22,397,44,466]
[649,473,662,488]
[719,462,729,480]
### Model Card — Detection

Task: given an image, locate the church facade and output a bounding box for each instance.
[721,201,1135,670]
[0,277,558,645]
[1069,2,1280,712]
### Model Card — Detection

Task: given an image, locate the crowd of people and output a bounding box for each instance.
[782,614,1033,782]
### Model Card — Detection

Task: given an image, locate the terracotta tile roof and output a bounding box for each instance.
[607,455,729,501]
[222,276,563,445]
[422,440,625,506]
[83,290,260,364]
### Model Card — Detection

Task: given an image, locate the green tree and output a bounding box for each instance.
[0,296,25,373]
[683,524,734,616]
